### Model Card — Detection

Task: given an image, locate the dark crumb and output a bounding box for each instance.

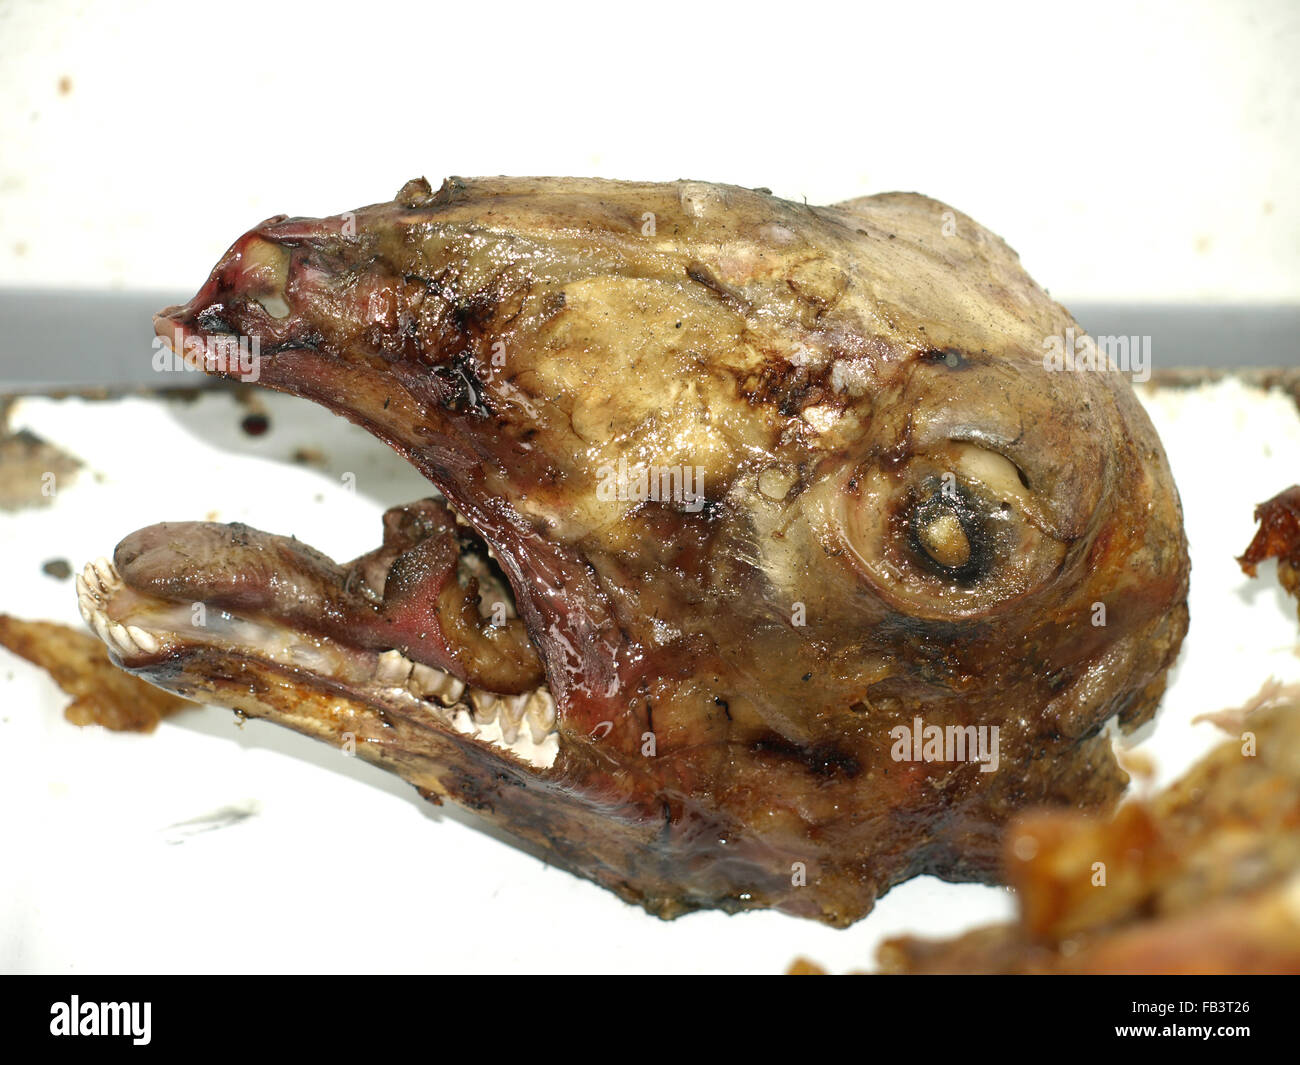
[240,412,270,436]
[292,447,326,467]
[41,558,71,580]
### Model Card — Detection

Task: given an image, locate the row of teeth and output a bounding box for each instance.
[76,558,161,657]
[75,558,560,768]
[373,647,557,745]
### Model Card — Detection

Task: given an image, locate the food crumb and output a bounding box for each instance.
[41,558,72,580]
[0,614,191,732]
[292,447,326,467]
[240,412,270,436]
[0,428,81,510]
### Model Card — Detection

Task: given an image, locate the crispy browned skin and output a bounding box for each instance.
[1238,485,1300,610]
[878,692,1300,974]
[0,615,189,732]
[81,177,1188,925]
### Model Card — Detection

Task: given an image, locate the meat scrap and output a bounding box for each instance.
[0,614,190,732]
[1238,485,1300,611]
[872,688,1300,974]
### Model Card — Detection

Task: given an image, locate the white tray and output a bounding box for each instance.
[2,376,1299,973]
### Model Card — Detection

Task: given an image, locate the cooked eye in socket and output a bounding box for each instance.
[841,443,1067,618]
[909,480,986,581]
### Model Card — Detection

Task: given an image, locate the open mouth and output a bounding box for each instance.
[75,496,561,769]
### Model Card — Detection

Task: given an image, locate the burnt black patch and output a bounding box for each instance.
[262,332,323,355]
[909,486,991,583]
[195,307,234,334]
[874,610,985,648]
[919,347,969,370]
[740,360,830,417]
[224,523,253,548]
[752,735,862,779]
[430,350,492,417]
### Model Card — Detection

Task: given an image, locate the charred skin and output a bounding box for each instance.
[84,177,1189,925]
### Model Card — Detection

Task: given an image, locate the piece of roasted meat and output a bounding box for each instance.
[77,177,1189,925]
[876,687,1300,974]
[1238,484,1300,615]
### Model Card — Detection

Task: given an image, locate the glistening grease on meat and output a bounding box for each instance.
[78,177,1189,925]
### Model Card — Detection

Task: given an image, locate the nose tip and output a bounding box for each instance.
[153,306,188,341]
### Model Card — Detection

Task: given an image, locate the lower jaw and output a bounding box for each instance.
[76,556,562,769]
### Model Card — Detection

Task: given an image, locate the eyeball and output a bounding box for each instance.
[909,480,984,580]
[838,443,1068,619]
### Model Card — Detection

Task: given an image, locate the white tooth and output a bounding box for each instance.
[499,694,528,745]
[79,564,102,597]
[91,612,113,648]
[376,649,414,685]
[75,576,96,622]
[126,625,159,654]
[408,662,444,695]
[470,690,499,724]
[531,733,560,768]
[108,622,135,654]
[91,557,117,590]
[437,676,466,706]
[526,689,557,743]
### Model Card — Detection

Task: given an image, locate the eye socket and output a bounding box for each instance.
[832,445,1068,620]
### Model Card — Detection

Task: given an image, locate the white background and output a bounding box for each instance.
[0,0,1297,302]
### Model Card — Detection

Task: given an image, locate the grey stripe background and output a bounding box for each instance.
[1,289,1296,394]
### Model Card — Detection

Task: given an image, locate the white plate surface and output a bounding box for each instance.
[2,378,1298,973]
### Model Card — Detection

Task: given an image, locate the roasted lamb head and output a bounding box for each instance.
[78,177,1189,925]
